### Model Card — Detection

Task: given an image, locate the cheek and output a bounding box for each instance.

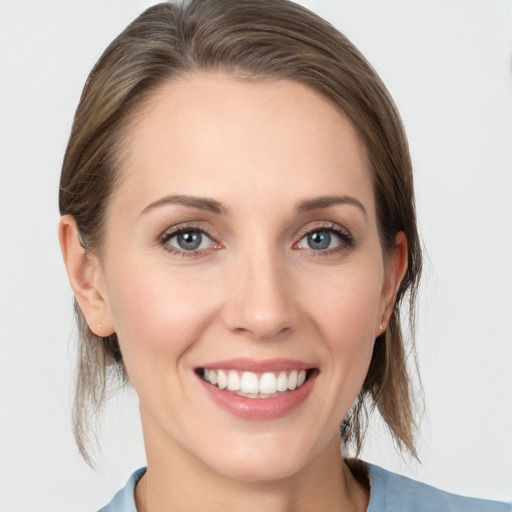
[105,261,219,380]
[304,261,384,340]
[301,259,384,389]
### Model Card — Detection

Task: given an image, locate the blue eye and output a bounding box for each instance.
[163,229,215,252]
[306,230,333,250]
[297,226,353,252]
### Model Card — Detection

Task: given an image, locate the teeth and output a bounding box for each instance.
[227,370,241,391]
[202,369,309,396]
[240,372,259,394]
[276,372,288,392]
[217,370,227,390]
[288,370,298,390]
[259,372,277,394]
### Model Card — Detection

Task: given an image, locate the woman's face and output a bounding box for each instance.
[95,74,404,481]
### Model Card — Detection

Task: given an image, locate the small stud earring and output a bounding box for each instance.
[379,324,384,331]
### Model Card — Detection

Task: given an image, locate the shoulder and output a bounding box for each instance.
[366,463,511,512]
[97,467,146,512]
[94,464,511,512]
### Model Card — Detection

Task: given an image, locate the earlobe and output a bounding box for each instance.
[58,215,115,337]
[378,232,408,333]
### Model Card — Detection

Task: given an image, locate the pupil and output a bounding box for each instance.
[178,231,201,250]
[308,231,330,250]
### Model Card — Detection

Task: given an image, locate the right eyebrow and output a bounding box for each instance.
[139,194,229,217]
[295,194,367,219]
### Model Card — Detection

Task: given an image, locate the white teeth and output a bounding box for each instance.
[288,370,298,390]
[217,370,227,390]
[259,372,277,394]
[227,370,241,391]
[240,372,259,394]
[276,372,288,392]
[203,368,310,396]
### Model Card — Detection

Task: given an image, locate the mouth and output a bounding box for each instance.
[197,368,315,399]
[195,358,318,419]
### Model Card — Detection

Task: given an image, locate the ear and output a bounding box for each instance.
[376,231,408,336]
[58,215,115,337]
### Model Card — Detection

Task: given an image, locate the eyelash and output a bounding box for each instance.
[295,223,355,256]
[159,225,219,257]
[158,223,355,258]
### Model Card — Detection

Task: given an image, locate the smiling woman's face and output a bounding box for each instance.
[93,74,404,482]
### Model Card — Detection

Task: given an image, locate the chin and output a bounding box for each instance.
[198,430,327,483]
[211,455,307,483]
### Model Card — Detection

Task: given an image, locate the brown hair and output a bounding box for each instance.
[60,0,422,465]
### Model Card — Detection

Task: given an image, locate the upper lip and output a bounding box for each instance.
[199,358,314,373]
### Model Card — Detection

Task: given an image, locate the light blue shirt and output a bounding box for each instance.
[98,464,511,511]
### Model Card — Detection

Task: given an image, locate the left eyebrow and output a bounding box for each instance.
[295,195,367,219]
[140,194,229,216]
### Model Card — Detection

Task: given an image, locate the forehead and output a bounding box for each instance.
[112,73,375,218]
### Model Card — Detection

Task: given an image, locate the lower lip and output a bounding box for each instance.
[199,372,316,420]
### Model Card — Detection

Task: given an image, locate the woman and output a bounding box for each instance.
[58,0,510,510]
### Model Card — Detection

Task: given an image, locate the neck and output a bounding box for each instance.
[136,431,369,512]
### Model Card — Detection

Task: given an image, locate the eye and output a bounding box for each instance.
[296,225,354,252]
[161,228,217,254]
[303,230,335,250]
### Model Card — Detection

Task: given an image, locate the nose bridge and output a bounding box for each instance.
[223,241,293,340]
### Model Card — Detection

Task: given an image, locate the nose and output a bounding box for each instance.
[222,250,294,341]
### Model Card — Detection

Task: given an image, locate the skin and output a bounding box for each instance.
[60,74,407,511]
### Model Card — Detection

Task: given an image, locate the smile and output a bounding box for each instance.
[201,369,309,398]
[197,358,318,420]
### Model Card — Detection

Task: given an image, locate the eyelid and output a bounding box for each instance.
[159,224,221,256]
[293,222,355,252]
[295,222,352,240]
[156,221,354,257]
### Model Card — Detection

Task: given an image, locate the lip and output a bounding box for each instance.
[197,359,318,420]
[201,357,313,373]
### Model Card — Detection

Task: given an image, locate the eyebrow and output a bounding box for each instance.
[140,194,228,216]
[140,193,367,218]
[295,195,367,218]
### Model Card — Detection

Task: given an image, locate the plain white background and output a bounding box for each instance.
[0,0,511,510]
